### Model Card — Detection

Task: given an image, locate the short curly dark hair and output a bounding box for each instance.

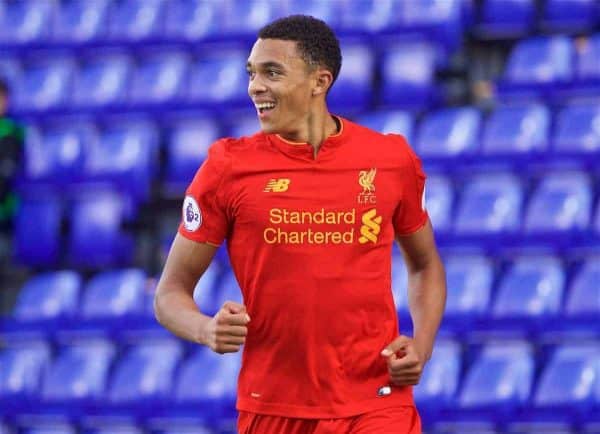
[258,15,342,88]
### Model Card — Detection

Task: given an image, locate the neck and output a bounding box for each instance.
[278,105,339,150]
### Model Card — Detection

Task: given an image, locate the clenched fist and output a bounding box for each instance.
[204,301,250,354]
[381,335,426,386]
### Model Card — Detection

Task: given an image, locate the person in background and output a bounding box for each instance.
[0,79,24,231]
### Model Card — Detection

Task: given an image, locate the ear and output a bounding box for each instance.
[312,68,334,97]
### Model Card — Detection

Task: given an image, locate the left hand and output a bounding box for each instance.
[381,335,426,386]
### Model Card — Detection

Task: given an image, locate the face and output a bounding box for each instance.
[246,38,317,138]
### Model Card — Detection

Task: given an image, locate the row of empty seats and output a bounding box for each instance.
[5,253,599,338]
[2,0,598,50]
[19,101,600,204]
[18,165,600,268]
[0,0,466,50]
[3,32,600,113]
[0,40,442,112]
[499,34,600,102]
[394,254,599,335]
[359,103,600,158]
[475,0,600,37]
[0,337,239,431]
[426,171,600,237]
[0,336,597,432]
[15,192,136,268]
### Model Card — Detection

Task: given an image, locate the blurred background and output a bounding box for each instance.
[0,0,599,433]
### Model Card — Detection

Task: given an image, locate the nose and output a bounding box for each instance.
[248,74,267,97]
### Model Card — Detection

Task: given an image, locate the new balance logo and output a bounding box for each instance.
[264,178,291,192]
[359,209,382,244]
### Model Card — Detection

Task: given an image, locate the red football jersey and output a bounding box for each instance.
[179,117,428,418]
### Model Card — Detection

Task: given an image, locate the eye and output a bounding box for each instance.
[267,70,280,78]
[246,70,255,79]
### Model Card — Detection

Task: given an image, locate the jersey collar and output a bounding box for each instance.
[267,115,347,161]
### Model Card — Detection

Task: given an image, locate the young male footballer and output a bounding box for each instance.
[155,15,447,434]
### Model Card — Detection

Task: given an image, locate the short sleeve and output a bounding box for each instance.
[178,139,231,246]
[392,137,428,236]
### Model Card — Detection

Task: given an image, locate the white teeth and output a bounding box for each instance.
[256,102,276,110]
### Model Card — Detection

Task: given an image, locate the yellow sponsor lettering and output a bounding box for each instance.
[269,208,282,224]
[359,209,382,244]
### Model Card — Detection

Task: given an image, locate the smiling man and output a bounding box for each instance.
[154,15,446,434]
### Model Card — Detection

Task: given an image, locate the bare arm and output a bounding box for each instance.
[397,219,446,361]
[381,219,446,385]
[154,234,249,353]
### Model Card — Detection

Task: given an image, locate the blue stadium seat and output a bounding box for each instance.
[165,117,220,191]
[23,123,94,188]
[533,344,599,411]
[395,0,464,56]
[391,255,409,315]
[379,42,437,110]
[354,110,414,143]
[23,125,52,183]
[414,340,461,412]
[524,172,592,233]
[143,277,159,318]
[80,269,147,319]
[454,174,523,234]
[175,348,240,413]
[84,120,159,201]
[164,0,220,40]
[108,339,183,409]
[220,0,281,36]
[424,174,453,233]
[0,58,22,89]
[207,271,243,316]
[338,0,396,33]
[41,340,115,407]
[492,256,565,320]
[14,195,62,266]
[565,258,600,319]
[284,0,340,28]
[188,52,247,106]
[327,43,373,110]
[476,0,535,38]
[67,192,134,268]
[459,341,534,417]
[553,103,600,155]
[444,255,493,323]
[575,33,600,88]
[12,271,81,321]
[42,124,92,186]
[0,0,54,44]
[130,52,188,104]
[541,0,598,33]
[14,56,75,111]
[499,36,574,100]
[53,0,110,43]
[481,104,550,155]
[193,264,221,315]
[228,113,260,138]
[416,107,481,158]
[109,0,165,41]
[73,52,132,107]
[0,341,50,408]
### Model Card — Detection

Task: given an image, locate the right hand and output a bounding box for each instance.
[204,301,250,354]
